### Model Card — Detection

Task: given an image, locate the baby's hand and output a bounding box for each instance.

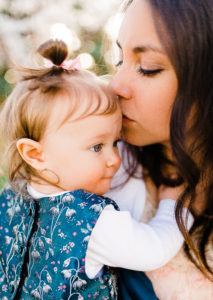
[158,185,184,203]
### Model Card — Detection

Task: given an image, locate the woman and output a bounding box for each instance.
[109,0,213,299]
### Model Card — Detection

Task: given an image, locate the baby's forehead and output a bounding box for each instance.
[45,86,120,135]
[66,110,122,141]
[55,84,119,118]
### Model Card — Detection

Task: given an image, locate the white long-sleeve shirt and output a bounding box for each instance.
[28,175,193,279]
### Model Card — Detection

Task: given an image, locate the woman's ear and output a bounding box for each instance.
[16,138,45,170]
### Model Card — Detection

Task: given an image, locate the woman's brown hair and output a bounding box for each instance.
[124,0,213,279]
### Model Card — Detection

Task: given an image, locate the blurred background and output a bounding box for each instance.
[0,0,124,102]
[0,0,124,188]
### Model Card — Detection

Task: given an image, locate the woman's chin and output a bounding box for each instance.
[122,127,170,147]
[122,132,144,146]
[121,128,144,146]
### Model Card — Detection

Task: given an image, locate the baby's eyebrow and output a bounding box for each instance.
[87,133,108,142]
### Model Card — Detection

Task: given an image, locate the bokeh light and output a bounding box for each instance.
[0,0,122,101]
[4,69,19,84]
[105,13,124,41]
[50,23,81,52]
[78,53,95,69]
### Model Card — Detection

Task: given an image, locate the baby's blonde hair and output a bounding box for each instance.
[0,39,119,185]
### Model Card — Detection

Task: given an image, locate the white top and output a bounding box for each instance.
[28,178,193,279]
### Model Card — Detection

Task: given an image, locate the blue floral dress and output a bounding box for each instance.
[0,183,119,299]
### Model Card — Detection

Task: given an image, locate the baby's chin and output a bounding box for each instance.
[85,181,112,196]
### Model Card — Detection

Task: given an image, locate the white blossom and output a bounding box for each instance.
[65,208,76,218]
[90,204,103,213]
[2,285,8,292]
[12,225,19,235]
[40,228,46,236]
[45,238,52,244]
[0,275,5,284]
[61,269,72,279]
[63,257,71,268]
[87,223,93,231]
[58,232,66,238]
[46,272,52,284]
[31,289,41,299]
[83,236,90,243]
[43,283,51,294]
[15,205,21,213]
[31,250,41,259]
[13,243,19,252]
[50,206,59,215]
[5,236,12,245]
[49,248,54,256]
[73,279,87,289]
[62,194,75,203]
[6,208,13,218]
[18,234,23,244]
[38,239,44,248]
[45,251,49,260]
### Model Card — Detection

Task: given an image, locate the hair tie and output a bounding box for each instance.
[43,57,82,71]
[60,57,82,71]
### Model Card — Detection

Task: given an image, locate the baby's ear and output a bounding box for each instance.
[16,138,45,170]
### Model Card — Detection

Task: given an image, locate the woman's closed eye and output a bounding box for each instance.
[138,67,163,77]
[90,143,103,153]
[115,60,163,77]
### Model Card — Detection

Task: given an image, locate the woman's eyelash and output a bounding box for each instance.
[113,139,121,147]
[115,60,163,77]
[115,61,163,77]
[115,60,123,67]
[138,67,163,76]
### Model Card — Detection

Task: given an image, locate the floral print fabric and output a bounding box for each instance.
[0,183,118,299]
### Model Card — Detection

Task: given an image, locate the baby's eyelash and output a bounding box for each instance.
[113,139,121,147]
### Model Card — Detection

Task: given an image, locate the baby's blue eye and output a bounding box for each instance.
[90,144,103,152]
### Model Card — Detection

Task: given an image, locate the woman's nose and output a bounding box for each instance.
[110,70,132,100]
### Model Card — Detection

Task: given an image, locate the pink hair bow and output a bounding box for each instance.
[60,57,82,71]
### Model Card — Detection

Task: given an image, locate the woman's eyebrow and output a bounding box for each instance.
[116,40,122,49]
[133,45,165,55]
[116,40,165,55]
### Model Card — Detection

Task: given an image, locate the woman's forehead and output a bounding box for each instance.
[118,0,162,53]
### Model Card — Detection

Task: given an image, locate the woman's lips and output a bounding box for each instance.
[122,114,133,123]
